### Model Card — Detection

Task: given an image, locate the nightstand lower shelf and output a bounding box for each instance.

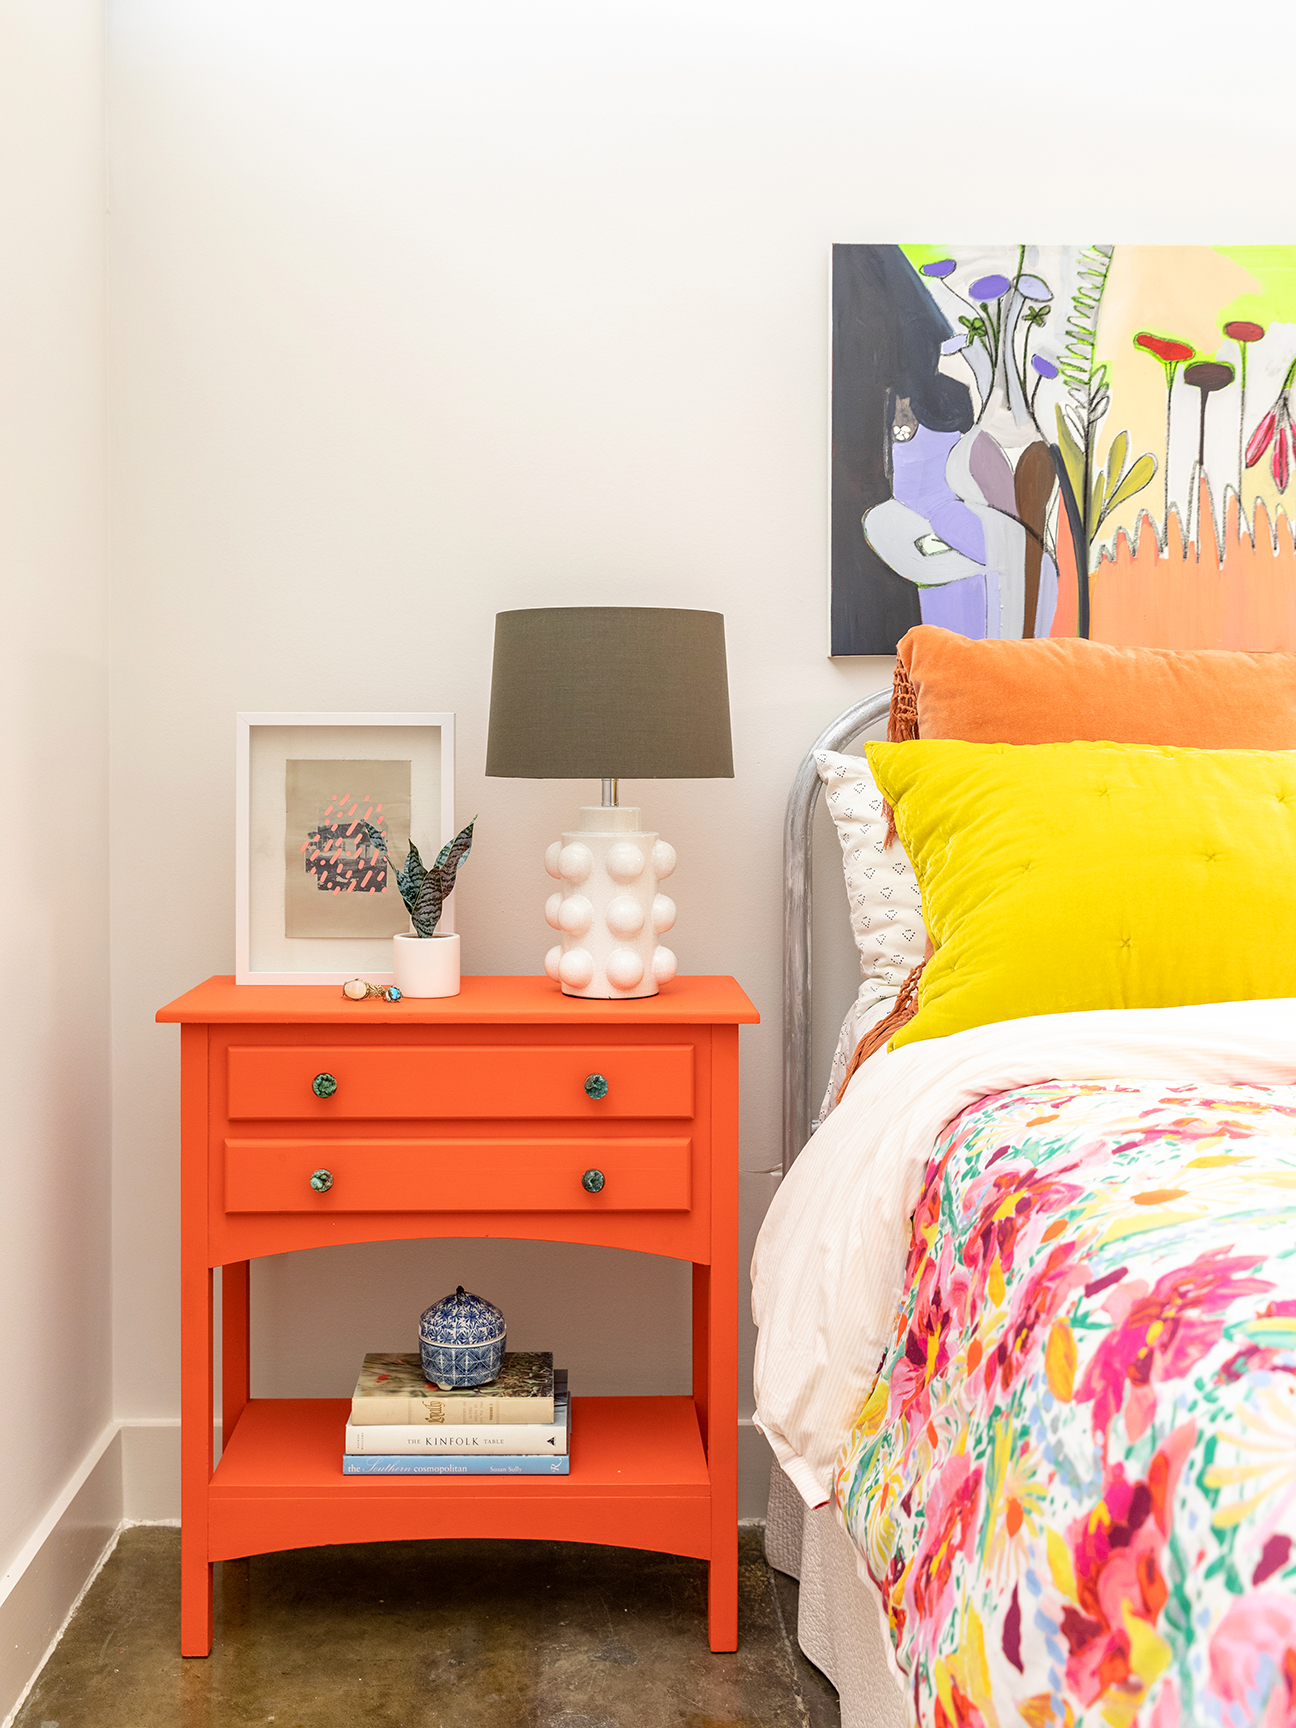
[209,1395,713,1563]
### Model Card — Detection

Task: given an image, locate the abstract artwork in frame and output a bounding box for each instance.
[283,757,412,940]
[236,712,455,985]
[830,244,1296,655]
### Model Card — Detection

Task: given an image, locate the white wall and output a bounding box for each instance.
[105,0,1293,1510]
[105,1,884,1495]
[0,0,111,1603]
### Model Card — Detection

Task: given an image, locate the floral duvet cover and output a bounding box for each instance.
[837,1078,1296,1728]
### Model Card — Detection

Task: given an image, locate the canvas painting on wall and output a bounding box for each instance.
[830,244,1296,656]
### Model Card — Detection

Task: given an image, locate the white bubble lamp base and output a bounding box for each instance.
[543,806,676,999]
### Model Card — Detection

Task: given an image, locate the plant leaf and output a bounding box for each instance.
[411,867,445,938]
[1089,470,1107,528]
[395,840,426,919]
[432,817,475,894]
[1104,431,1128,493]
[1054,405,1085,504]
[400,819,474,931]
[1100,451,1157,519]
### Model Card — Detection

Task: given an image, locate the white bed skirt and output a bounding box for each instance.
[765,1465,908,1728]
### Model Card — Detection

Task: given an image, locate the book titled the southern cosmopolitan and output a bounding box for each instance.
[345,1379,569,1455]
[350,1351,553,1426]
[343,1393,570,1475]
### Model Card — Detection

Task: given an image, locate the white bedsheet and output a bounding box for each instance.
[751,997,1296,1508]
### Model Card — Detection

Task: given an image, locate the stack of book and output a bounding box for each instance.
[342,1350,570,1474]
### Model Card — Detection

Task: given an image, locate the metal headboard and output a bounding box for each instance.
[782,689,892,1174]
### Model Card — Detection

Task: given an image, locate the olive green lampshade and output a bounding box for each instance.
[485,607,734,780]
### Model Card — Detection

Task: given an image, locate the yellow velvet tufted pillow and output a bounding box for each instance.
[864,738,1296,1050]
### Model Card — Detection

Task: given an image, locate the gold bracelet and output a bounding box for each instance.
[341,980,402,1002]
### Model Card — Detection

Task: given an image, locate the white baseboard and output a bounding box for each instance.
[120,1419,182,1524]
[738,1416,775,1521]
[0,1424,123,1728]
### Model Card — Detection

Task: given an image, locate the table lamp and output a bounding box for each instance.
[485,606,734,998]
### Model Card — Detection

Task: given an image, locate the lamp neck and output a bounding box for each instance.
[601,777,619,808]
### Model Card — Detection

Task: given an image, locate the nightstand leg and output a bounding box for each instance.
[705,1023,740,1652]
[221,1261,250,1450]
[692,1262,711,1448]
[180,1024,214,1657]
[181,1262,214,1656]
[704,1258,739,1652]
[694,1256,738,1652]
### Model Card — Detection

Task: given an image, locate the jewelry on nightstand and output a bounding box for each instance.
[341,980,402,1002]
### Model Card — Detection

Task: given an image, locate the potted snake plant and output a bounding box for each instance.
[391,818,475,997]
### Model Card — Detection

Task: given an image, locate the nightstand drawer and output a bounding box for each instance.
[226,1045,694,1121]
[224,1138,692,1212]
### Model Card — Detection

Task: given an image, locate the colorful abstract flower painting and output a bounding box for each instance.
[831,244,1296,654]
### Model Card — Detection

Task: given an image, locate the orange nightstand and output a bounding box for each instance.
[157,974,759,1656]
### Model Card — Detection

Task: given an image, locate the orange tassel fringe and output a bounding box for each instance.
[835,958,926,1105]
[882,656,919,848]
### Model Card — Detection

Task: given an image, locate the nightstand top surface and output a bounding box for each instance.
[157,973,759,1026]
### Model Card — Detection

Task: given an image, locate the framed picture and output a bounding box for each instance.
[830,243,1296,654]
[235,712,456,985]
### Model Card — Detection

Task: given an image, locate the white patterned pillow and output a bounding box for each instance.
[819,991,905,1128]
[815,748,928,1122]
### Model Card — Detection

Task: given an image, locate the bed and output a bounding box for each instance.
[763,683,911,1728]
[756,631,1296,1728]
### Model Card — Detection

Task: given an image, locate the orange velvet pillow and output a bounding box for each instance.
[896,625,1296,748]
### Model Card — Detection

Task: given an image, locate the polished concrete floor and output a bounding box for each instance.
[15,1529,840,1728]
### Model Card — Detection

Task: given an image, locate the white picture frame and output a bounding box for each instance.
[235,711,456,986]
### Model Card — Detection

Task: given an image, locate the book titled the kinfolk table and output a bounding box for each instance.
[350,1352,554,1425]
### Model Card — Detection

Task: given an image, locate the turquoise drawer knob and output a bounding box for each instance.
[581,1168,605,1194]
[584,1073,609,1101]
[309,1169,334,1193]
[312,1073,338,1099]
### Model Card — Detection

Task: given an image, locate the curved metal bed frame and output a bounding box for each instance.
[781,689,892,1175]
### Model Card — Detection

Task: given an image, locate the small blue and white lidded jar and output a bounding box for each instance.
[418,1286,506,1388]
